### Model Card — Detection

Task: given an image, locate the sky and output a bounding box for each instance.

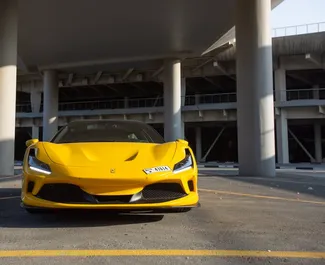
[271,0,325,28]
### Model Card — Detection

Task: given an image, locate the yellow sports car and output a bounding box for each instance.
[21,119,199,213]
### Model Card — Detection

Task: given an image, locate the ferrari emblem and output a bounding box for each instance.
[110,168,116,173]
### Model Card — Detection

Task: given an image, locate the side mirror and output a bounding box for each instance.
[26,139,39,147]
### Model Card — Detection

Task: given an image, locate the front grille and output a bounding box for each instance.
[36,183,187,204]
[139,183,187,203]
[36,184,87,203]
[94,195,132,203]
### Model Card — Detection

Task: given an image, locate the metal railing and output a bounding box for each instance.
[16,89,325,113]
[283,88,325,101]
[272,22,325,37]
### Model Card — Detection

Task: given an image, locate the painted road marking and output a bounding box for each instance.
[0,250,324,258]
[199,189,325,205]
[0,196,20,201]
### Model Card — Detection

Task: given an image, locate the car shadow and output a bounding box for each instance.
[0,188,164,228]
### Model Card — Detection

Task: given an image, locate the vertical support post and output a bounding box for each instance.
[314,123,322,163]
[0,0,18,175]
[195,127,202,162]
[181,77,186,106]
[313,85,320,100]
[274,68,286,102]
[43,70,58,141]
[32,126,39,139]
[163,59,182,142]
[274,67,289,164]
[195,94,200,105]
[236,0,276,177]
[276,110,289,163]
[181,77,186,139]
[124,96,129,108]
[30,80,42,113]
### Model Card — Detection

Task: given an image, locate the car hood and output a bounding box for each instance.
[41,142,178,167]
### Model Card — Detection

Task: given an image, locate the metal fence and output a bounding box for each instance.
[16,89,325,113]
[272,22,325,37]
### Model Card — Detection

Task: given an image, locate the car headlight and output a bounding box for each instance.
[173,150,193,173]
[28,150,51,175]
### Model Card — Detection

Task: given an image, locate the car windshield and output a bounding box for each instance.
[50,120,165,144]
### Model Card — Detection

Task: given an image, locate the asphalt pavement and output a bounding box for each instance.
[1,169,325,264]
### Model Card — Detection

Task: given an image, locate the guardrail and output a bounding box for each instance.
[272,22,325,37]
[16,89,325,113]
[285,87,325,101]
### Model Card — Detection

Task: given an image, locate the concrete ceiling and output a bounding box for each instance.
[17,0,284,74]
[18,0,237,71]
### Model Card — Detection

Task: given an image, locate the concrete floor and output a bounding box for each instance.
[1,169,325,264]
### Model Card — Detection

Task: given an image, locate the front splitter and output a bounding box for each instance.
[20,202,201,214]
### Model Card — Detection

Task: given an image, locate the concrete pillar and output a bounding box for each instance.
[195,127,202,162]
[32,126,39,139]
[274,68,286,102]
[0,0,18,176]
[276,110,289,164]
[181,78,186,139]
[195,94,200,105]
[163,59,182,142]
[43,70,58,141]
[236,0,276,177]
[181,78,186,106]
[313,85,320,100]
[181,121,185,139]
[31,90,42,113]
[314,123,322,163]
[274,66,289,164]
[124,96,129,108]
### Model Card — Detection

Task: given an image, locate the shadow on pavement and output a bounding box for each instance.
[0,188,164,228]
[0,175,21,183]
[213,172,325,200]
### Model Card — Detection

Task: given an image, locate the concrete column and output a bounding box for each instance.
[276,110,289,164]
[195,94,200,105]
[0,0,18,176]
[274,68,286,102]
[124,96,129,108]
[314,123,322,163]
[313,85,320,100]
[181,77,186,139]
[195,127,202,162]
[163,59,182,142]
[31,90,42,113]
[43,70,58,141]
[236,0,276,177]
[181,121,185,139]
[32,126,39,139]
[181,78,186,106]
[274,66,289,164]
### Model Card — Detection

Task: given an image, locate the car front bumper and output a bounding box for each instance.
[21,169,199,210]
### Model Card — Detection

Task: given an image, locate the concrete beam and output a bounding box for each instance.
[93,71,103,84]
[122,68,134,81]
[213,61,236,80]
[305,53,324,69]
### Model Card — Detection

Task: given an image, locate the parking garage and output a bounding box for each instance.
[1,0,325,264]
